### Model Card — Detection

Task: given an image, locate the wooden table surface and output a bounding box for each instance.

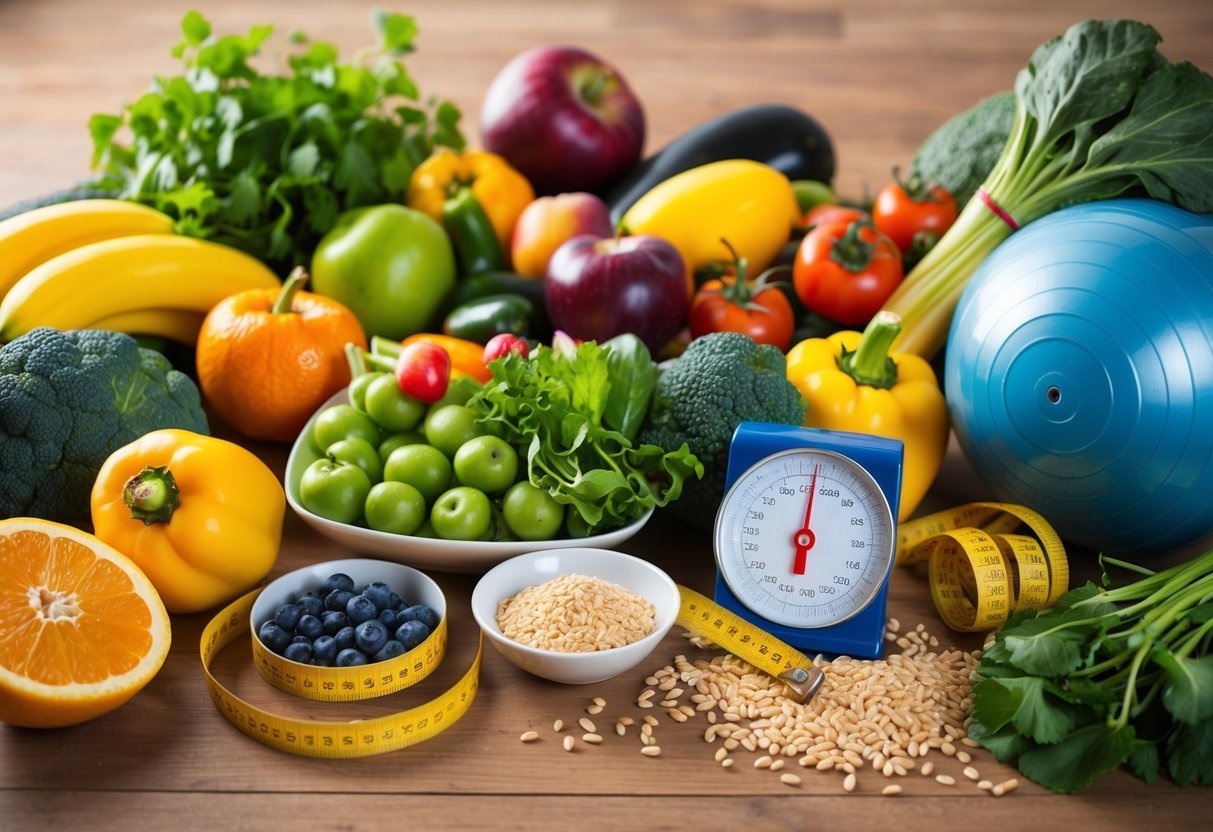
[3,1,1212,829]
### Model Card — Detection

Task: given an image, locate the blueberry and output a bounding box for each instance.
[258,620,291,654]
[335,648,369,667]
[355,619,389,654]
[388,591,404,610]
[273,604,303,632]
[291,634,312,645]
[325,588,355,612]
[297,614,325,639]
[346,594,377,625]
[319,572,356,598]
[322,610,349,635]
[399,604,440,631]
[362,581,394,611]
[284,641,312,663]
[394,620,431,651]
[334,626,357,651]
[372,640,406,662]
[312,635,338,664]
[378,609,399,631]
[296,593,325,618]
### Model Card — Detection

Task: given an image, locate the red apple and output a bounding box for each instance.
[481,46,645,195]
[544,234,688,352]
[511,192,614,278]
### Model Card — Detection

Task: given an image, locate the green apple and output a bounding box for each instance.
[364,374,425,433]
[313,404,380,452]
[364,481,427,535]
[383,444,452,504]
[502,481,565,541]
[429,486,493,541]
[326,437,383,484]
[310,204,456,340]
[453,435,518,495]
[299,459,372,525]
[378,431,426,464]
[424,404,486,459]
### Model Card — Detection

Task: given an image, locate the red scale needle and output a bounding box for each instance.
[792,464,819,575]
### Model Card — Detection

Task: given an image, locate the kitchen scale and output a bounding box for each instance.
[713,422,903,659]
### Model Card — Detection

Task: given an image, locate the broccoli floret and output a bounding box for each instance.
[909,91,1016,208]
[0,328,209,527]
[638,332,805,530]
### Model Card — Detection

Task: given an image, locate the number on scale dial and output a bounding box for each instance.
[714,448,894,629]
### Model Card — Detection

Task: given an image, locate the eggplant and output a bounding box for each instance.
[601,104,835,224]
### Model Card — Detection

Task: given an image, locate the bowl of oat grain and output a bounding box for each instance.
[470,548,680,684]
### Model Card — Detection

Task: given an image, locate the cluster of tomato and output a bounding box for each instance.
[687,176,959,351]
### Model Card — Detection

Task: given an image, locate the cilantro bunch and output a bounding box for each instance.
[468,336,703,536]
[89,10,463,275]
[972,551,1213,792]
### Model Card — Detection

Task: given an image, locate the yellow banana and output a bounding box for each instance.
[87,308,208,345]
[0,199,174,301]
[0,234,280,342]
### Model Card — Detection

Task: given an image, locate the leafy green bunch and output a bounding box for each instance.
[89,10,464,275]
[971,550,1213,793]
[468,335,703,535]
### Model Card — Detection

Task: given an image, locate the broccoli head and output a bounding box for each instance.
[910,91,1015,208]
[0,327,209,528]
[638,332,805,530]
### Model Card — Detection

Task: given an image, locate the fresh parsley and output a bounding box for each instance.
[89,9,464,275]
[971,550,1213,793]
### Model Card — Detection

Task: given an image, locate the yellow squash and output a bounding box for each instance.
[785,311,949,522]
[620,159,800,296]
[90,429,285,614]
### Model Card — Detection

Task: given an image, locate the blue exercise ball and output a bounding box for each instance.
[945,199,1213,555]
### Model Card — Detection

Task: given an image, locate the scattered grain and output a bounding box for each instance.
[882,784,902,796]
[641,745,662,757]
[920,762,934,777]
[519,731,539,743]
[619,716,634,726]
[721,758,735,769]
[582,733,604,744]
[563,735,575,752]
[935,774,956,786]
[579,717,597,733]
[592,697,606,707]
[643,715,659,727]
[963,766,980,781]
[616,723,627,737]
[496,573,655,652]
[780,774,802,787]
[956,750,972,765]
[754,755,773,769]
[961,737,981,748]
[843,772,857,792]
[977,780,993,790]
[770,759,785,772]
[586,705,603,715]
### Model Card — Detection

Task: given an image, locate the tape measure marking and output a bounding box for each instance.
[675,586,815,678]
[202,590,481,759]
[897,501,1069,632]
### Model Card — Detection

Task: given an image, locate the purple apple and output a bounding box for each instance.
[510,192,614,279]
[544,234,688,352]
[481,46,645,195]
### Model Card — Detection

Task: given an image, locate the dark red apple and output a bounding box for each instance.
[481,46,645,195]
[544,234,688,352]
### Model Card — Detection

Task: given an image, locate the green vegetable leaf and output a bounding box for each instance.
[1017,723,1136,793]
[181,10,212,45]
[1002,616,1090,677]
[972,677,1075,744]
[288,143,320,178]
[1127,741,1160,784]
[1166,719,1213,786]
[88,113,123,167]
[1152,649,1213,725]
[224,170,262,226]
[1016,20,1160,158]
[373,11,418,55]
[973,725,1032,763]
[1188,602,1213,624]
[1086,61,1213,212]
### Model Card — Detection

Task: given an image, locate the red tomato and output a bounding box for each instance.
[803,203,866,228]
[792,219,903,326]
[483,333,529,364]
[690,276,794,351]
[871,180,958,252]
[395,341,452,404]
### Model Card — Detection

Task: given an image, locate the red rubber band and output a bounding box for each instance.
[976,187,1019,231]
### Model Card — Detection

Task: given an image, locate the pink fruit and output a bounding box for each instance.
[510,192,614,279]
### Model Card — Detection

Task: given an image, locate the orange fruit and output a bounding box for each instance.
[0,518,171,728]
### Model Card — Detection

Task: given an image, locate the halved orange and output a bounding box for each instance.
[0,517,171,728]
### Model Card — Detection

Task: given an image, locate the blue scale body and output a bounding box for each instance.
[713,422,903,659]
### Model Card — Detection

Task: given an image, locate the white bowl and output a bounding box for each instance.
[470,548,680,685]
[285,390,654,575]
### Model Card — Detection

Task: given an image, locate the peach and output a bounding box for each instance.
[510,192,613,278]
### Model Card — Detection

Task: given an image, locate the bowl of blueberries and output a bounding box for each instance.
[251,559,445,692]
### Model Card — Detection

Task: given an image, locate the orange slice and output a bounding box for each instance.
[0,517,171,728]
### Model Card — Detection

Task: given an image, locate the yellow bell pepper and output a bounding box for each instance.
[620,159,800,297]
[785,311,949,522]
[407,148,535,254]
[90,429,285,614]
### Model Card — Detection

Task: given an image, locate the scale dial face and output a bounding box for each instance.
[714,448,895,630]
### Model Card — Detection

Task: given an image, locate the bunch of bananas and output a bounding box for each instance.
[0,199,281,345]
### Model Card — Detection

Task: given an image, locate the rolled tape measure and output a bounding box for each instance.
[896,501,1069,632]
[201,590,482,759]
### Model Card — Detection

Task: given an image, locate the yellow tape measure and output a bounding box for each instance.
[201,589,482,759]
[896,501,1069,632]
